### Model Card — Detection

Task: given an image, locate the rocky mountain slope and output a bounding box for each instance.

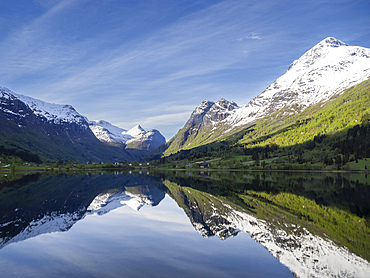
[126,129,166,151]
[163,37,370,155]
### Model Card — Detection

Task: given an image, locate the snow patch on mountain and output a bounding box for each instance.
[90,120,127,135]
[126,125,146,137]
[126,129,166,150]
[192,100,215,118]
[89,120,134,144]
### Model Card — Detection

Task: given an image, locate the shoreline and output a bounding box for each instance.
[1,167,369,174]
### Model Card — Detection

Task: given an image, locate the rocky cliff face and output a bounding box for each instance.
[185,99,238,128]
[164,99,239,153]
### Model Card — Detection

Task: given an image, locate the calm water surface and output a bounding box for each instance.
[0,171,369,277]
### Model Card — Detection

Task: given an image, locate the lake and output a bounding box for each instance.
[0,171,369,277]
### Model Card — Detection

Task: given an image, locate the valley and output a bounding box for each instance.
[0,37,369,172]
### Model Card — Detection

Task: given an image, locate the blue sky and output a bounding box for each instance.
[1,0,369,140]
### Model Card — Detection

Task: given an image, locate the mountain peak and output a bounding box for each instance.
[318,37,348,48]
[185,100,215,128]
[127,124,146,137]
[215,98,239,111]
[192,100,215,115]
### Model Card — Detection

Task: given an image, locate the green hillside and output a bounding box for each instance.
[239,79,370,147]
[154,79,370,170]
[163,118,237,156]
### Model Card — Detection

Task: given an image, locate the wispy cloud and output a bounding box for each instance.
[237,32,262,41]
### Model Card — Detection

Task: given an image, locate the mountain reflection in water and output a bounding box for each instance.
[0,171,369,278]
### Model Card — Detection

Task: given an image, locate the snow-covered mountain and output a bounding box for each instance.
[0,86,88,128]
[89,120,166,151]
[229,37,370,127]
[88,120,134,145]
[126,124,146,137]
[164,37,370,153]
[0,87,166,151]
[0,86,132,162]
[126,128,166,151]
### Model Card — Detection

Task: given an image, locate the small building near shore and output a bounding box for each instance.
[199,162,209,168]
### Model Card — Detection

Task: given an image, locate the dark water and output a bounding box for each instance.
[0,171,369,277]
